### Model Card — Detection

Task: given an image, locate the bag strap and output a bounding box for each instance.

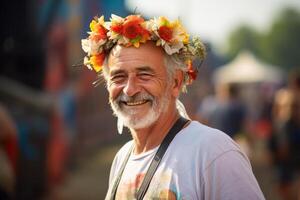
[136,117,189,200]
[110,144,133,200]
[110,117,189,200]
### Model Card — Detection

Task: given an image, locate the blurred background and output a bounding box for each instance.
[0,0,300,199]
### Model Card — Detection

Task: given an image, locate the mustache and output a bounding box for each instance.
[114,92,155,105]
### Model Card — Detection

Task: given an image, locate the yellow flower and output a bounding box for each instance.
[158,16,171,27]
[90,53,105,72]
[90,16,105,32]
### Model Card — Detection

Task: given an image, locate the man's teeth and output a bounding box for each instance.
[126,100,147,106]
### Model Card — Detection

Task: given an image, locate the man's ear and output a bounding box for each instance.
[172,70,184,98]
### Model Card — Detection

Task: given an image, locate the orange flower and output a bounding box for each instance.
[90,53,105,72]
[122,15,150,40]
[158,26,173,42]
[89,17,107,41]
[123,22,141,39]
[89,30,106,41]
[93,23,107,39]
[111,24,123,34]
[125,15,144,24]
[187,60,197,82]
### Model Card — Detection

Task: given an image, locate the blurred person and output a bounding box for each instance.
[0,104,17,199]
[80,14,264,199]
[197,83,246,139]
[197,83,250,157]
[288,69,300,95]
[196,94,219,126]
[269,72,300,200]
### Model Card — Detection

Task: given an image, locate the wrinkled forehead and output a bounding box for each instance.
[107,42,166,72]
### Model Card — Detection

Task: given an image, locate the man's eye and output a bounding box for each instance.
[138,73,153,80]
[111,75,126,82]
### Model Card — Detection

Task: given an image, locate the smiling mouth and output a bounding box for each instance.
[122,100,149,106]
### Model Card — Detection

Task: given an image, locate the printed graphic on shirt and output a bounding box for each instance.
[116,170,182,200]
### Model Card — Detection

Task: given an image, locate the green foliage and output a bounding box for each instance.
[227,25,261,60]
[226,8,300,70]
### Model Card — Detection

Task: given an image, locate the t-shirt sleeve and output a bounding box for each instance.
[108,153,119,185]
[201,150,265,200]
[105,151,120,200]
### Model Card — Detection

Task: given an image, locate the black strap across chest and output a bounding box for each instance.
[110,117,189,200]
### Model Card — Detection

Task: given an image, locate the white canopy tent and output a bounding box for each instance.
[214,51,283,84]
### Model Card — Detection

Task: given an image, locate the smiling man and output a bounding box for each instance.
[81,14,265,200]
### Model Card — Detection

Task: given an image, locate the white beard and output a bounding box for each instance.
[110,91,169,130]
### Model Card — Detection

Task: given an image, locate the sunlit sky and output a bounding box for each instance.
[126,0,300,49]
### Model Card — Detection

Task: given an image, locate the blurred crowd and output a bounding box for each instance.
[268,71,300,200]
[196,69,300,200]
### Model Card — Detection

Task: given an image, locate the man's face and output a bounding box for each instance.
[106,42,171,129]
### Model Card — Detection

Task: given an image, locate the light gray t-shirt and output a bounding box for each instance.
[105,121,265,200]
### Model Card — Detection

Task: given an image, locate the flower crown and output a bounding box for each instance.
[81,14,206,83]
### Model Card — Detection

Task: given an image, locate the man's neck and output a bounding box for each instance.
[130,106,179,155]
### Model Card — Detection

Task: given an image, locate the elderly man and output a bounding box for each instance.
[81,15,264,200]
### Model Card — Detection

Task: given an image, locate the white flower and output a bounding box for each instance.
[163,42,184,55]
[173,27,187,44]
[144,19,157,31]
[83,56,92,70]
[111,14,124,22]
[103,22,111,30]
[81,39,106,55]
[107,31,119,40]
[107,14,125,40]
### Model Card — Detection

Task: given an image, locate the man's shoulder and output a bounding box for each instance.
[172,120,243,157]
[178,120,234,144]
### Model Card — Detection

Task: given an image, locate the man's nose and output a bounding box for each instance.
[123,76,140,97]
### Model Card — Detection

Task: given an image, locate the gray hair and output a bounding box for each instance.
[163,53,189,92]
